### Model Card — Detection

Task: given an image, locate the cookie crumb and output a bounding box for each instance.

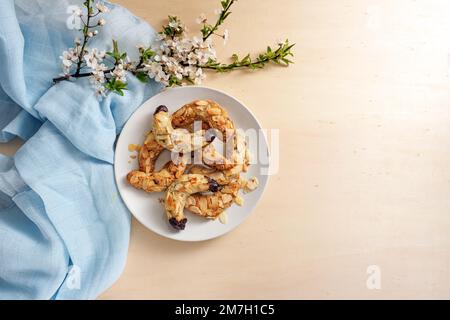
[128,144,141,152]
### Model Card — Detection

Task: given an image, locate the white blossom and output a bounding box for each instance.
[168,21,178,29]
[187,52,197,65]
[141,29,217,86]
[143,62,163,76]
[223,29,229,44]
[192,36,203,48]
[196,13,207,24]
[155,33,166,42]
[70,6,83,17]
[95,86,107,98]
[90,62,109,97]
[92,63,108,81]
[122,56,133,71]
[83,48,105,69]
[98,18,106,26]
[155,71,170,85]
[194,68,205,84]
[111,64,127,82]
[143,62,169,85]
[95,2,110,13]
[60,48,79,73]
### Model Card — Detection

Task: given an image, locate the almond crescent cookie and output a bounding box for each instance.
[164,174,220,230]
[188,164,247,183]
[127,158,187,193]
[172,100,240,171]
[153,105,209,153]
[185,179,245,219]
[184,165,259,219]
[171,100,234,137]
[138,131,164,174]
[155,101,246,171]
[189,137,251,184]
[188,164,244,185]
[201,129,249,171]
[127,126,189,192]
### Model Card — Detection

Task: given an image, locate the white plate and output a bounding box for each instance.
[114,86,269,241]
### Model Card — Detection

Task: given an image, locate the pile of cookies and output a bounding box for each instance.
[127,100,258,231]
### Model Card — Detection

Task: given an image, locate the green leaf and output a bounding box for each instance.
[136,72,149,83]
[112,40,119,55]
[185,77,195,85]
[201,25,211,37]
[168,75,181,87]
[115,80,127,89]
[104,82,113,91]
[241,54,251,65]
[105,77,128,95]
[141,48,155,61]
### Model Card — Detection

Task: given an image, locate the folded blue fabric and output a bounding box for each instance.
[0,0,162,299]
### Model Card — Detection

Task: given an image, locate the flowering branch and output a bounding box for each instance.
[74,1,93,76]
[200,40,295,72]
[54,1,108,82]
[53,2,132,96]
[53,0,295,97]
[200,0,235,41]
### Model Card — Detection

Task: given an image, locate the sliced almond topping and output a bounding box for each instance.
[195,100,208,106]
[199,197,208,212]
[142,179,149,190]
[207,107,222,115]
[141,148,149,158]
[210,196,219,208]
[185,197,195,206]
[234,196,244,206]
[167,195,175,207]
[189,206,202,215]
[222,194,233,203]
[218,212,228,224]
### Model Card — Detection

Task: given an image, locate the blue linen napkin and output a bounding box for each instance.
[0,0,162,299]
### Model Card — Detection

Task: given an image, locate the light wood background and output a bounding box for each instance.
[2,0,450,299]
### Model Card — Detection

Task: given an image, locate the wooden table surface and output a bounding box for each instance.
[2,0,450,299]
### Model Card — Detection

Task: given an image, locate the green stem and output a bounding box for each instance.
[53,68,114,83]
[199,53,283,71]
[135,57,144,70]
[202,0,235,41]
[75,0,92,76]
[199,60,265,71]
